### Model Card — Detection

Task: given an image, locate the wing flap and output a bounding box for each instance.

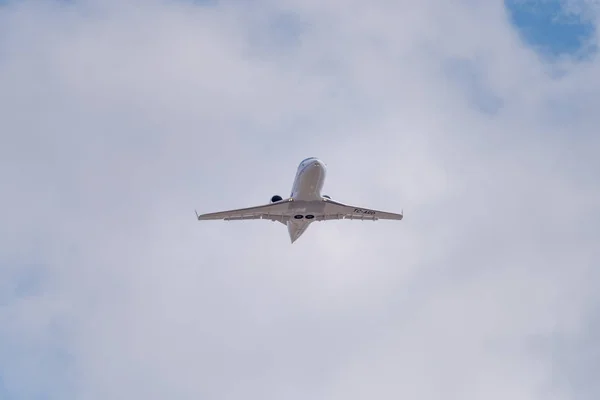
[224,214,288,223]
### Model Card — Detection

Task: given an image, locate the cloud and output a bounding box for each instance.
[1,0,599,399]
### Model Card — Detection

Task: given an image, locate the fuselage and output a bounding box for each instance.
[287,157,327,242]
[290,157,327,200]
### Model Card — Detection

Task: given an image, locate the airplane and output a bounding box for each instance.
[195,157,404,243]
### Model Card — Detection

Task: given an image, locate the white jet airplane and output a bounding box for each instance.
[195,157,404,243]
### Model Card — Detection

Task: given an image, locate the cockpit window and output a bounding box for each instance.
[300,157,316,164]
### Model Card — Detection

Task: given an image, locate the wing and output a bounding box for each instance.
[195,198,294,224]
[317,199,403,221]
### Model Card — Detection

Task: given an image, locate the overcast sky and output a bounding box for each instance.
[1,0,599,399]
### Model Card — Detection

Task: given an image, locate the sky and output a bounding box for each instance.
[1,0,599,399]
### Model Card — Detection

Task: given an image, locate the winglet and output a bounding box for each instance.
[195,209,200,220]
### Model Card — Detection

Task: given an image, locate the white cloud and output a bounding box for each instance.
[1,0,599,399]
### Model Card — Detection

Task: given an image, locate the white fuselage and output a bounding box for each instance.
[290,157,327,200]
[286,157,327,242]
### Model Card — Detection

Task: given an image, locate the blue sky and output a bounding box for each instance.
[1,1,600,400]
[506,0,596,58]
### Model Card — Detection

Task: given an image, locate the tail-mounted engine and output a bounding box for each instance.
[271,195,283,203]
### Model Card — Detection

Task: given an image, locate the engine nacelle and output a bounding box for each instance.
[323,195,331,199]
[271,195,283,203]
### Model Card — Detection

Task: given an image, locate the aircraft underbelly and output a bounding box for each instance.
[293,164,325,201]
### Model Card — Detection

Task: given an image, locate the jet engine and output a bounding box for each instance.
[323,195,331,199]
[271,195,283,203]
